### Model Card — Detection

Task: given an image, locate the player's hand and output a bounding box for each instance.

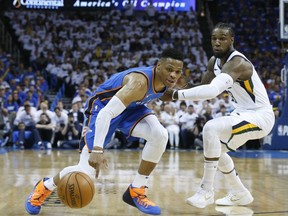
[88,148,108,178]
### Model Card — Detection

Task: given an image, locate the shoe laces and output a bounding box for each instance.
[225,190,243,201]
[196,188,210,195]
[132,186,156,208]
[225,193,234,200]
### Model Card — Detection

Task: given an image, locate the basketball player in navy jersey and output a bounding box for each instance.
[172,23,275,208]
[25,48,184,215]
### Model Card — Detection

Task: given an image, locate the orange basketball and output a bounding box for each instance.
[57,171,95,208]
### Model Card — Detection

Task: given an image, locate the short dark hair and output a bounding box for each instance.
[213,22,235,37]
[161,48,184,61]
[54,107,60,112]
[180,101,187,106]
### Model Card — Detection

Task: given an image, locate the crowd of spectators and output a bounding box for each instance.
[0,2,285,150]
[4,7,207,93]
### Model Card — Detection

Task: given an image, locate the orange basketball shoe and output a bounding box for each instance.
[122,184,161,215]
[25,178,52,215]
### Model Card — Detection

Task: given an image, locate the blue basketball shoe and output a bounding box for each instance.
[123,184,161,215]
[25,178,52,215]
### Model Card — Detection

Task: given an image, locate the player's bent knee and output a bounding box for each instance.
[203,121,223,158]
[218,161,234,173]
[142,127,168,163]
[149,126,168,146]
[156,127,169,150]
[218,153,234,173]
[202,120,218,139]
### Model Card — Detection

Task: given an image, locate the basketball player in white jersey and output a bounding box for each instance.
[172,22,275,208]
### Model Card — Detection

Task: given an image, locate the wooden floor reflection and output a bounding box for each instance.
[1,148,288,216]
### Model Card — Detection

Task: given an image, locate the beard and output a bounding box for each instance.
[213,51,226,58]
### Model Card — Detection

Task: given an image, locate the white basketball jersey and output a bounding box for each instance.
[213,50,271,110]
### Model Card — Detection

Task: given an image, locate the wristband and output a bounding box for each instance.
[91,150,104,154]
[172,90,178,100]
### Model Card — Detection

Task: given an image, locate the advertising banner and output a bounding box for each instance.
[11,0,196,11]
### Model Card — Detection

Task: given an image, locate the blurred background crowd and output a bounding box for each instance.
[0,0,286,150]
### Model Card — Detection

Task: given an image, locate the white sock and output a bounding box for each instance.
[200,160,218,190]
[132,173,149,188]
[224,169,247,192]
[44,178,57,191]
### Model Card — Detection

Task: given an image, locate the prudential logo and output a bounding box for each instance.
[13,0,64,9]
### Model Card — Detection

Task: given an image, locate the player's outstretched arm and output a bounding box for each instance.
[172,56,251,101]
[161,57,216,101]
[173,73,233,101]
[160,74,195,101]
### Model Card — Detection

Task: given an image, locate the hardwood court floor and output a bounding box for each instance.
[1,148,288,216]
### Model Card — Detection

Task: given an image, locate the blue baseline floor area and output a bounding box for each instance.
[1,147,288,159]
[228,150,288,158]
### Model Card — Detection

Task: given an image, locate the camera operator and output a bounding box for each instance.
[60,112,81,148]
